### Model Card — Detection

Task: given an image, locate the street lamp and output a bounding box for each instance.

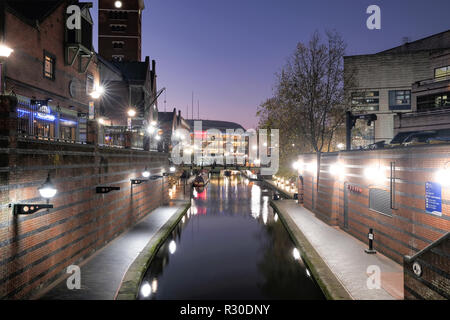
[127,109,137,117]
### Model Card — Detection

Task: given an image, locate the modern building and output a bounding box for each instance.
[98,0,145,62]
[0,0,100,143]
[185,119,249,165]
[344,30,450,148]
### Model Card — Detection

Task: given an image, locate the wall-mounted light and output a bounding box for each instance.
[39,173,57,199]
[435,162,450,187]
[131,179,148,185]
[364,165,385,183]
[13,174,56,215]
[142,167,150,178]
[305,162,317,174]
[170,166,176,173]
[114,1,123,8]
[90,85,104,99]
[0,44,13,58]
[330,163,345,178]
[96,186,120,194]
[155,135,161,141]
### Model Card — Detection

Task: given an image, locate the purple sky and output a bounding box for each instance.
[92,0,450,129]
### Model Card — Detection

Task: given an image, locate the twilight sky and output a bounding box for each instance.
[92,0,450,129]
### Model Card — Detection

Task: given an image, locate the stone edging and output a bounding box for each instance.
[270,200,353,300]
[115,201,192,300]
[262,179,294,199]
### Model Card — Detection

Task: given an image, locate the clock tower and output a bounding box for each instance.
[98,0,145,62]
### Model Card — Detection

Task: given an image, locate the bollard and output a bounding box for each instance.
[365,228,377,254]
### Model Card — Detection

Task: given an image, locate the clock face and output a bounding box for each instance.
[413,261,422,277]
[69,79,77,98]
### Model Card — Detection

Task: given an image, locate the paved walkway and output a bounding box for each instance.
[36,200,189,300]
[273,200,403,300]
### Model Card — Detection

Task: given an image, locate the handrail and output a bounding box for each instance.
[404,232,450,261]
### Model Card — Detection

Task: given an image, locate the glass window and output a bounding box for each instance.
[435,66,450,79]
[112,41,124,49]
[110,24,127,32]
[389,90,411,110]
[351,91,379,111]
[417,92,450,111]
[44,52,55,80]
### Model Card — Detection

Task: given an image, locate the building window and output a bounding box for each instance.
[112,55,125,62]
[110,24,127,32]
[112,41,125,49]
[109,11,128,20]
[86,74,94,95]
[389,90,411,110]
[44,51,55,80]
[417,92,450,112]
[369,188,392,217]
[435,66,450,79]
[351,91,379,111]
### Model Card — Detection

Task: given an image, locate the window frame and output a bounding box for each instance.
[389,90,411,111]
[434,66,450,79]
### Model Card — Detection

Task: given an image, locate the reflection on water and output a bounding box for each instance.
[138,176,325,300]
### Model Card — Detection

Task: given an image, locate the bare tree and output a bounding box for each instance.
[273,30,353,189]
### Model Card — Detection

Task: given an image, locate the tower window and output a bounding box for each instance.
[110,24,127,32]
[109,11,128,20]
[113,41,125,49]
[112,55,125,62]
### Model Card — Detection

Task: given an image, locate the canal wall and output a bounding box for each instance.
[0,97,170,299]
[115,201,191,300]
[296,145,450,265]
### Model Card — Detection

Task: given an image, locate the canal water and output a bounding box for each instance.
[138,175,325,300]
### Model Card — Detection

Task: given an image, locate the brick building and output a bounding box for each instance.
[0,0,100,143]
[344,30,450,148]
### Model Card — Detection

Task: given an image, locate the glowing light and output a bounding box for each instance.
[292,161,301,170]
[436,168,450,186]
[330,163,345,178]
[306,269,311,277]
[274,214,278,222]
[140,282,151,297]
[337,143,345,150]
[90,85,104,99]
[254,159,261,165]
[0,44,13,57]
[151,121,157,126]
[293,248,300,260]
[364,165,385,183]
[305,163,317,173]
[39,174,57,199]
[170,166,176,173]
[252,145,258,150]
[155,135,161,141]
[142,170,150,178]
[98,118,106,125]
[127,109,136,117]
[114,1,123,8]
[147,125,156,134]
[168,240,177,254]
[151,279,158,293]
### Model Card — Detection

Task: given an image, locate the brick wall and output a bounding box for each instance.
[404,233,449,299]
[297,145,450,266]
[0,97,170,299]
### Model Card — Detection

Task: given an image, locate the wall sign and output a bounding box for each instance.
[425,182,442,217]
[89,101,95,120]
[347,184,362,194]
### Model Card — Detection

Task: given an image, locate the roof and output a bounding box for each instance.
[158,111,176,123]
[113,61,149,83]
[4,1,92,27]
[345,30,450,59]
[186,119,246,132]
